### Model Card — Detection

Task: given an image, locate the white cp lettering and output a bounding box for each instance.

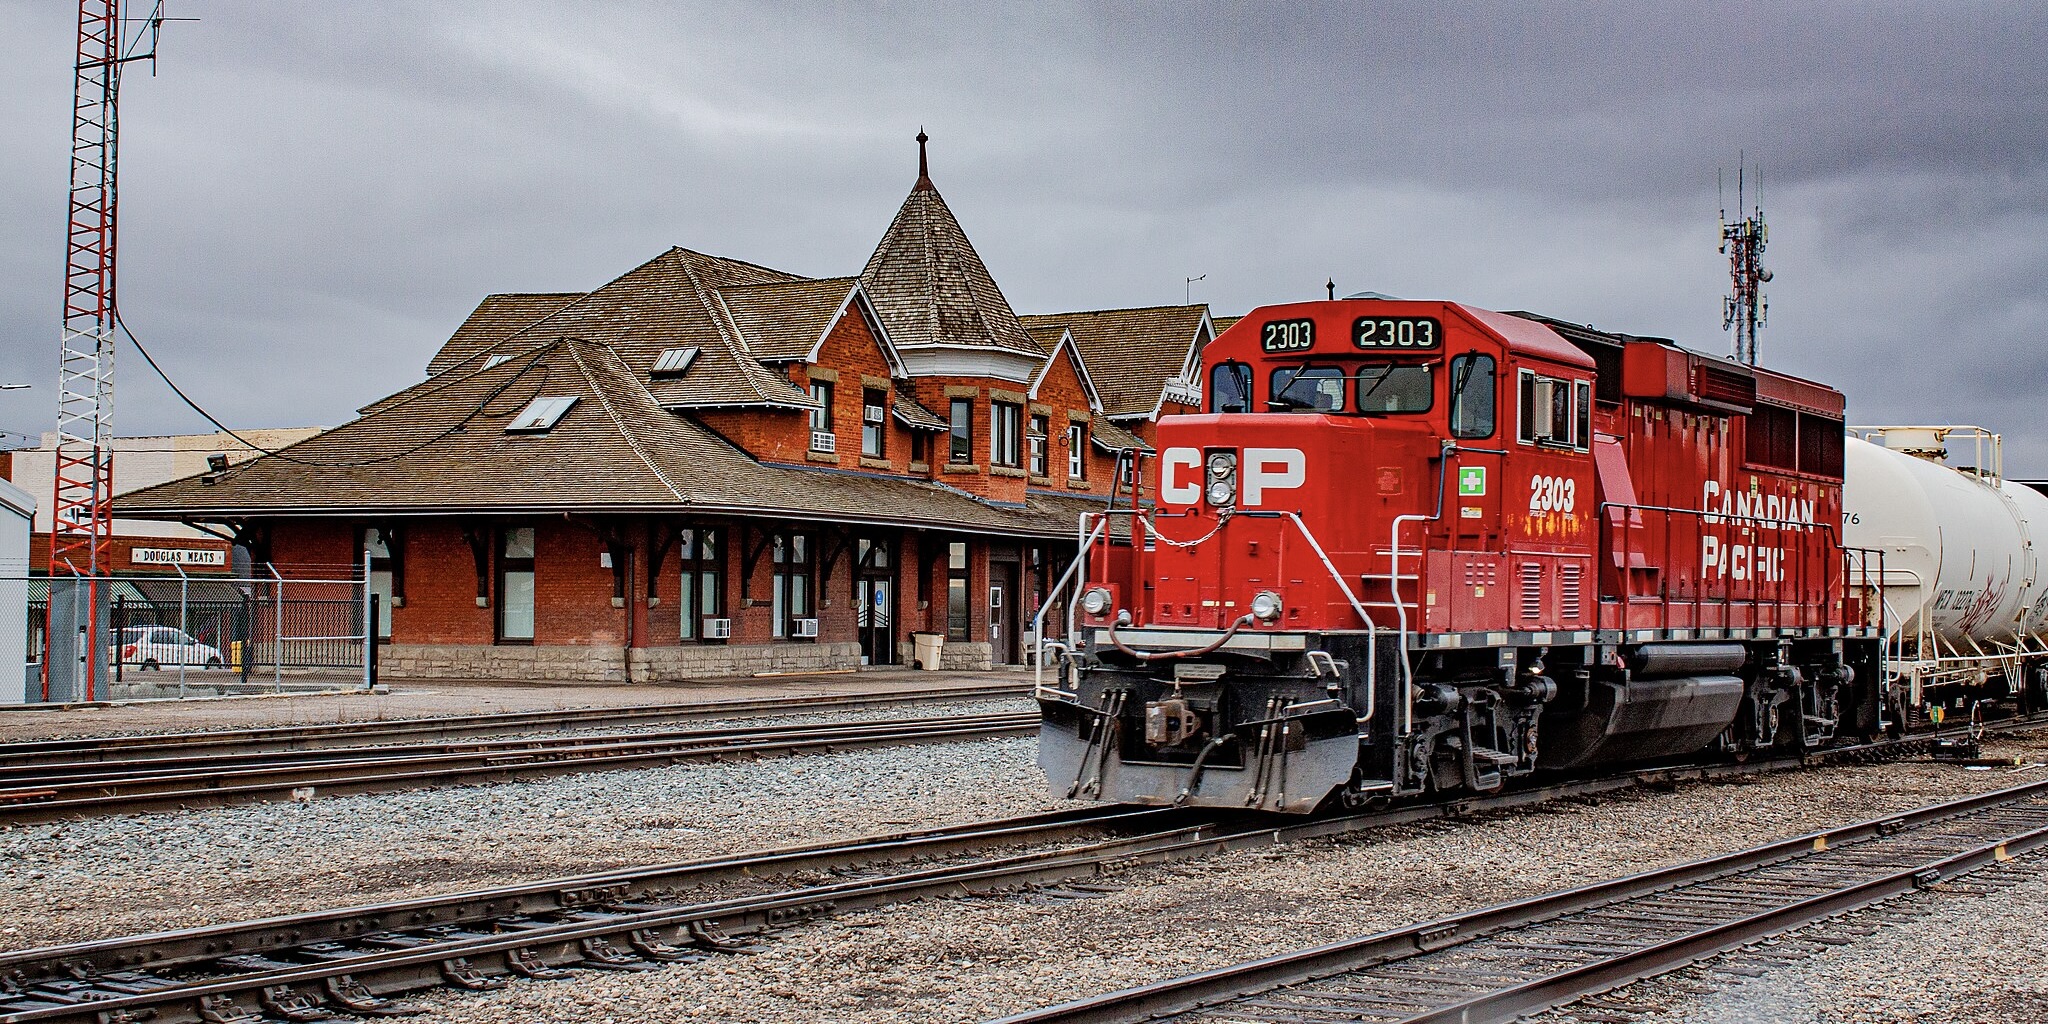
[1242,448,1306,506]
[1160,447,1202,506]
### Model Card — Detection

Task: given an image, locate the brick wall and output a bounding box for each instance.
[392,522,492,644]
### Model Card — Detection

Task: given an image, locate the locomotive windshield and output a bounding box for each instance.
[1357,364,1432,413]
[1267,361,1436,414]
[1269,365,1346,411]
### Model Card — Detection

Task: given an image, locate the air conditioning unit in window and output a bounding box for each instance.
[702,617,732,639]
[863,404,885,424]
[794,617,820,638]
[810,431,837,453]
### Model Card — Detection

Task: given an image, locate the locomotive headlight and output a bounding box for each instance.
[1249,590,1284,622]
[1204,450,1237,507]
[1080,587,1113,617]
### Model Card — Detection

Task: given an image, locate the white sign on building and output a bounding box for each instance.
[130,547,228,567]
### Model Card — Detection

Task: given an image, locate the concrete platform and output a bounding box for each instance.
[0,666,1033,742]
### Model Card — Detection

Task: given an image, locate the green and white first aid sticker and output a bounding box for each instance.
[1458,466,1487,496]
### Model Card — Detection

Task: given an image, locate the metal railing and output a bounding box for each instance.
[1592,501,1857,635]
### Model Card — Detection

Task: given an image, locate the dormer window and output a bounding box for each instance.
[651,347,700,377]
[506,396,577,433]
[482,353,513,370]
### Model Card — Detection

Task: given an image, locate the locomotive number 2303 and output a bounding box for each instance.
[1353,316,1441,349]
[1529,474,1577,515]
[1261,318,1315,352]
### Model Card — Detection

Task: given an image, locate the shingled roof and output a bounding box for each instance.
[717,277,862,361]
[427,293,584,375]
[859,142,1043,358]
[119,337,1087,537]
[1018,305,1211,419]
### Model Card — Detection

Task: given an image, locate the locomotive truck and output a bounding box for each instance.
[1038,298,1891,812]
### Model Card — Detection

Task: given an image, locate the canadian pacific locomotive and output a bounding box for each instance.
[1038,298,1895,812]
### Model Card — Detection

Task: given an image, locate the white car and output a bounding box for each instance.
[116,625,224,670]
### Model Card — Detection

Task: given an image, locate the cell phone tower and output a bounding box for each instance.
[1720,160,1772,365]
[46,1,167,700]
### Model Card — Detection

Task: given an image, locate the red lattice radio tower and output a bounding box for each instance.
[45,1,166,700]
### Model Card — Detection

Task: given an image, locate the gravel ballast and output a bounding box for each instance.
[0,732,1059,948]
[395,738,2048,1024]
[7,732,2048,1023]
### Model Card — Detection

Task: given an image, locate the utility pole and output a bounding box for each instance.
[1720,159,1772,365]
[45,1,168,701]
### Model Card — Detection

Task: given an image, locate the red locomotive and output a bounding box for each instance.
[1040,298,1883,812]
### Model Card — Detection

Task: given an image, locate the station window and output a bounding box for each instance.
[990,401,1023,468]
[947,541,971,640]
[949,398,973,464]
[1517,370,1587,450]
[1209,362,1252,413]
[861,388,887,459]
[771,532,813,638]
[1067,423,1087,480]
[1028,414,1050,477]
[808,382,834,441]
[677,527,725,641]
[496,526,536,644]
[1448,354,1496,439]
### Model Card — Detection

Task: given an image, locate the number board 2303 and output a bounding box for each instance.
[1260,318,1316,353]
[1353,316,1441,350]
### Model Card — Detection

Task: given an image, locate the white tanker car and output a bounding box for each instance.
[1844,426,2048,721]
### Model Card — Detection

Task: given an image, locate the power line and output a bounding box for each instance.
[114,307,562,470]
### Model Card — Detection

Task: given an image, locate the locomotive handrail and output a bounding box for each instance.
[1276,510,1378,724]
[1036,513,1112,698]
[1593,500,1854,638]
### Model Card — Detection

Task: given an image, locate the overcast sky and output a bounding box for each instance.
[3,3,2046,469]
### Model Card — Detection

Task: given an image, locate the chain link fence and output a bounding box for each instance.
[10,566,374,702]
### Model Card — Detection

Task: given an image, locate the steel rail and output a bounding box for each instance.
[0,711,1040,788]
[989,778,2048,1024]
[0,743,1942,1024]
[0,712,1041,822]
[0,683,1031,766]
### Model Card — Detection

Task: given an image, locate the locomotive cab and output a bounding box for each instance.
[1040,297,1881,813]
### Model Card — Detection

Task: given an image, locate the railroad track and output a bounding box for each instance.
[990,779,2048,1024]
[0,710,1040,822]
[0,682,1030,767]
[0,748,1918,1024]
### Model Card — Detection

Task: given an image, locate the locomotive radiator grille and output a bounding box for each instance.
[1560,564,1583,620]
[1519,563,1543,620]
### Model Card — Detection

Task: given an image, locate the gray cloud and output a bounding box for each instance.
[3,2,2046,470]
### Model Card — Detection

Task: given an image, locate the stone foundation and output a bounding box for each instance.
[626,642,861,683]
[894,638,993,672]
[378,642,863,684]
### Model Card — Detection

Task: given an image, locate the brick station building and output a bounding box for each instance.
[120,142,1217,682]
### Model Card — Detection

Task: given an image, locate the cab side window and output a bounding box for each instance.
[1208,362,1252,413]
[1448,354,1496,439]
[1517,369,1588,450]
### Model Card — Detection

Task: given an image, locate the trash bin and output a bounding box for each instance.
[912,632,945,671]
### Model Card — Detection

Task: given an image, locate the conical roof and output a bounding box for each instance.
[859,137,1044,358]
